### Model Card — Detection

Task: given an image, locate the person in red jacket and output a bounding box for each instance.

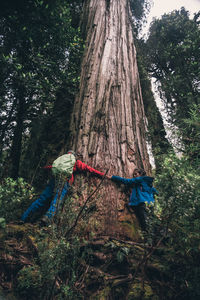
[21,150,104,223]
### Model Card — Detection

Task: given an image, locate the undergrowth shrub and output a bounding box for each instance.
[16,234,84,300]
[154,153,200,299]
[0,177,35,222]
[15,189,88,300]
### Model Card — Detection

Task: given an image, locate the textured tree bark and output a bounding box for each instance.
[68,0,151,238]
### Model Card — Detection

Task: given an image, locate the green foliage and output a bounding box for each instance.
[155,154,200,221]
[0,217,6,229]
[15,188,87,299]
[0,177,34,222]
[130,0,152,35]
[154,153,200,298]
[16,266,42,298]
[0,0,84,178]
[136,38,173,170]
[116,247,130,263]
[145,8,200,144]
[105,240,130,264]
[16,236,83,299]
[181,104,200,161]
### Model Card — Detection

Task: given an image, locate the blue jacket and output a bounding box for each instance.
[111,175,158,206]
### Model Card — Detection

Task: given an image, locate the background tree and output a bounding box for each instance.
[136,40,173,171]
[0,0,83,179]
[129,0,152,35]
[145,8,200,160]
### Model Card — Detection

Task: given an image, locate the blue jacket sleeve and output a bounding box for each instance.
[152,187,158,195]
[111,175,142,186]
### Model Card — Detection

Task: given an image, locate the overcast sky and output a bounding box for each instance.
[143,0,200,36]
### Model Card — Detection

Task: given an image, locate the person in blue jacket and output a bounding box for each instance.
[108,168,158,232]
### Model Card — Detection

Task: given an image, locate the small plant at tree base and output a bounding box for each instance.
[16,235,84,300]
[16,266,42,298]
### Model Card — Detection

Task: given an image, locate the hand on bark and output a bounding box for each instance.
[106,175,112,180]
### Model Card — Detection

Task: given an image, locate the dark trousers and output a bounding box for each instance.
[131,202,147,232]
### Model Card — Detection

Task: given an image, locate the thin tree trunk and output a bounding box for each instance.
[139,76,173,172]
[0,99,16,158]
[68,0,151,238]
[10,92,25,179]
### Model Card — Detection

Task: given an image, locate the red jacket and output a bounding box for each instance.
[45,160,104,185]
[70,160,104,184]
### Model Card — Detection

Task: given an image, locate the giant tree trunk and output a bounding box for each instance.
[68,0,151,238]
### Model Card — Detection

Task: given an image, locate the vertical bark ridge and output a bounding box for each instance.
[68,0,151,237]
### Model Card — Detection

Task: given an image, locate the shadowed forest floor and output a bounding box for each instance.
[0,222,175,300]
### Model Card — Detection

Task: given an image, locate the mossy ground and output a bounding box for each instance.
[0,222,174,300]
